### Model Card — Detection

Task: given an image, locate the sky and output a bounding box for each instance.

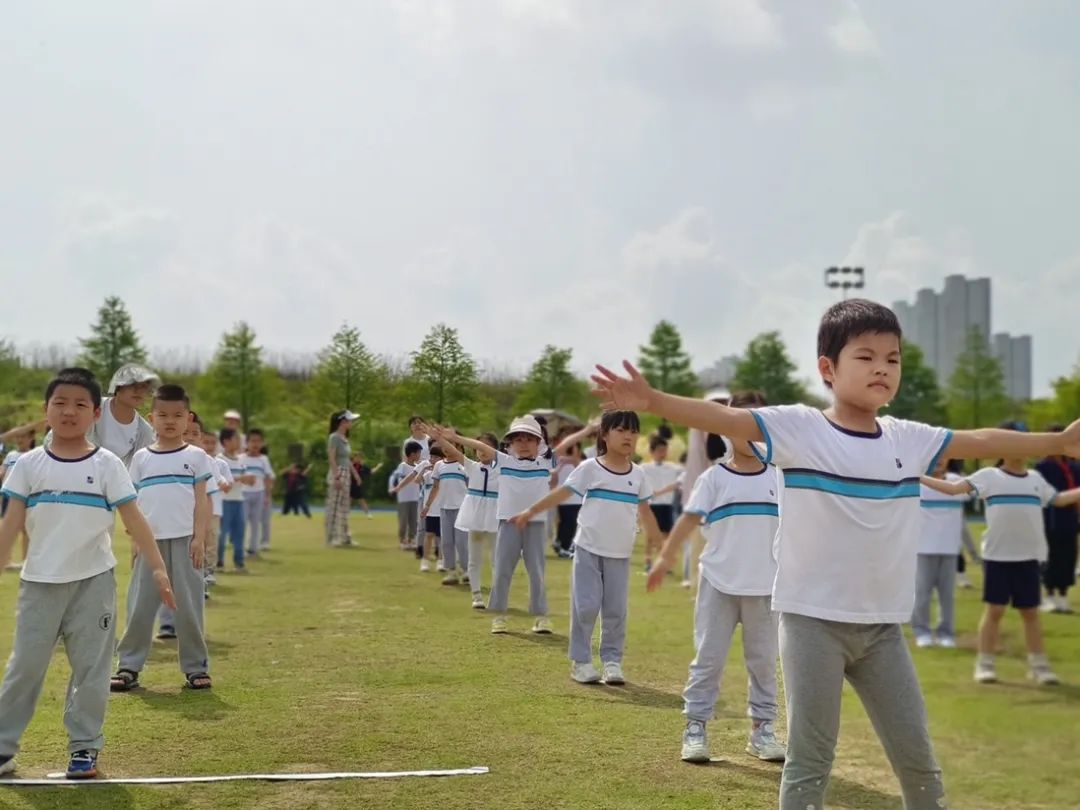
[3,1,1080,396]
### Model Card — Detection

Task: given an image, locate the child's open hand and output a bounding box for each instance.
[154,569,178,610]
[646,559,670,593]
[591,361,654,412]
[509,512,530,529]
[190,539,205,570]
[1062,418,1080,459]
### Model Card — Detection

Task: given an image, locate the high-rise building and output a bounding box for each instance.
[892,275,1031,400]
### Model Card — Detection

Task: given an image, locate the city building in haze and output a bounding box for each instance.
[893,274,1031,400]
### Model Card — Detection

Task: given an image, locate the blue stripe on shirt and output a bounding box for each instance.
[986,494,1042,506]
[438,473,468,483]
[704,501,779,524]
[137,474,196,489]
[783,469,920,500]
[25,490,111,510]
[584,488,641,505]
[500,468,551,480]
[466,488,499,499]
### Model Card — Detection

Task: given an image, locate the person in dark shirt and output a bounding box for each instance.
[1036,425,1080,612]
[282,462,312,518]
[350,452,383,520]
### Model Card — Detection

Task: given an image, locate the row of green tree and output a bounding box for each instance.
[3,298,1076,500]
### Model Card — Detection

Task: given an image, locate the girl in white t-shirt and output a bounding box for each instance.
[647,390,787,765]
[511,411,662,685]
[922,426,1080,686]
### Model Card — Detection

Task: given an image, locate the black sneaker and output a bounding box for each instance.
[156,625,177,640]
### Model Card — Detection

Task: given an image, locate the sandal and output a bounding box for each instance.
[184,672,212,690]
[110,669,140,692]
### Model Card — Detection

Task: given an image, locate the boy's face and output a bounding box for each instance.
[200,433,218,454]
[222,435,240,454]
[819,331,901,412]
[151,399,191,440]
[115,382,153,410]
[410,419,425,436]
[45,384,100,440]
[247,434,264,453]
[406,451,420,464]
[651,443,668,462]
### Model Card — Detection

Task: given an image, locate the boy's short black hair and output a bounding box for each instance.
[404,440,423,457]
[153,384,190,408]
[409,415,423,427]
[656,423,674,441]
[817,298,902,365]
[429,445,445,459]
[649,435,668,452]
[247,428,264,439]
[219,427,237,443]
[45,367,102,409]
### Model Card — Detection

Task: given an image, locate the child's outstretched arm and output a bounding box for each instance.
[391,469,420,493]
[1052,486,1080,508]
[428,429,466,464]
[646,511,699,592]
[510,486,573,528]
[919,476,975,497]
[421,481,440,518]
[432,425,496,464]
[554,419,599,455]
[637,499,663,554]
[0,499,27,570]
[117,501,177,609]
[592,361,761,442]
[946,419,1080,462]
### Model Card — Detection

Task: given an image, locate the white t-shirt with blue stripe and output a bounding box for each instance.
[455,457,499,533]
[130,445,214,540]
[966,466,1057,562]
[564,458,652,558]
[433,460,468,511]
[685,462,779,596]
[219,453,247,503]
[0,446,135,583]
[751,405,952,623]
[918,472,969,555]
[495,450,557,522]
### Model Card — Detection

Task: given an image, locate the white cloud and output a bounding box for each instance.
[829,1,880,57]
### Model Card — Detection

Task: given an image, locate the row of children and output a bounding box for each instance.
[0,366,276,779]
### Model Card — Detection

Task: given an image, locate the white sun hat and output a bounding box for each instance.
[341,410,359,421]
[505,414,543,440]
[107,364,161,395]
[223,409,242,421]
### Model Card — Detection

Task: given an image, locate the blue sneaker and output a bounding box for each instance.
[66,750,98,779]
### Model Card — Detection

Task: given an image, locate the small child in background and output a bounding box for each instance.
[390,442,422,550]
[241,429,274,557]
[0,427,35,571]
[647,391,786,764]
[512,411,661,685]
[922,421,1080,685]
[911,458,971,648]
[424,435,469,586]
[641,434,683,573]
[217,428,253,572]
[394,446,446,572]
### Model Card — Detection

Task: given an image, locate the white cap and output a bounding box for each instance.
[703,387,731,403]
[223,409,242,421]
[341,410,359,422]
[505,415,543,440]
[107,364,161,395]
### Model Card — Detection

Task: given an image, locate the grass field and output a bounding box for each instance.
[0,514,1078,809]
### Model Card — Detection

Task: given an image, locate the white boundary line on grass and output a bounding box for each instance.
[0,765,490,786]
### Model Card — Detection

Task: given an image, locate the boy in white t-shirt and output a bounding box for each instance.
[112,385,214,692]
[390,442,423,550]
[648,390,786,765]
[595,299,1080,810]
[0,368,174,779]
[217,428,254,571]
[641,434,683,573]
[425,449,469,585]
[241,429,274,557]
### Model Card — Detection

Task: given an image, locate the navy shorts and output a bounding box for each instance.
[983,559,1041,609]
[650,504,674,534]
[424,516,441,536]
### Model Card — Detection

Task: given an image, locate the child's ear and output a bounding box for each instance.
[817,355,835,386]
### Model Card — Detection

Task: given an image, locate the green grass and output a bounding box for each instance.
[0,516,1078,809]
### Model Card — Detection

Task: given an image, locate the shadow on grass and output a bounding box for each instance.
[123,686,236,720]
[505,631,566,649]
[599,681,685,710]
[692,759,901,810]
[1,784,136,809]
[145,637,238,663]
[990,680,1080,703]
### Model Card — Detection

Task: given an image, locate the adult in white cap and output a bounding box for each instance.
[223,409,245,450]
[45,364,160,467]
[326,409,362,547]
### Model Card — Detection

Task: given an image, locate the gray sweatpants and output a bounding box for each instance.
[244,491,269,552]
[487,520,547,615]
[441,508,469,572]
[912,554,958,639]
[467,530,497,597]
[779,612,947,810]
[0,569,116,757]
[397,501,419,542]
[117,537,210,676]
[569,547,630,664]
[683,580,778,722]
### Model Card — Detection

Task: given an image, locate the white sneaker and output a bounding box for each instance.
[419,559,431,572]
[974,659,997,684]
[747,721,787,762]
[441,574,460,586]
[915,634,934,648]
[957,573,973,589]
[601,661,625,685]
[532,617,553,634]
[471,595,486,610]
[461,573,470,585]
[491,616,509,634]
[937,636,957,648]
[1030,666,1060,686]
[680,579,692,589]
[1056,595,1073,613]
[681,720,710,763]
[571,661,601,684]
[436,562,447,573]
[1040,599,1058,613]
[366,513,373,520]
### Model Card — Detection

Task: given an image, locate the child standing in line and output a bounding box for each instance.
[111,384,214,693]
[594,298,1080,810]
[432,430,501,609]
[648,391,786,764]
[1035,426,1080,612]
[453,415,557,635]
[0,427,35,571]
[641,434,683,573]
[394,446,446,571]
[0,369,175,780]
[241,428,274,557]
[200,426,232,581]
[512,411,661,685]
[921,423,1080,685]
[911,459,971,648]
[551,419,599,559]
[423,436,469,586]
[390,442,422,550]
[217,428,253,572]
